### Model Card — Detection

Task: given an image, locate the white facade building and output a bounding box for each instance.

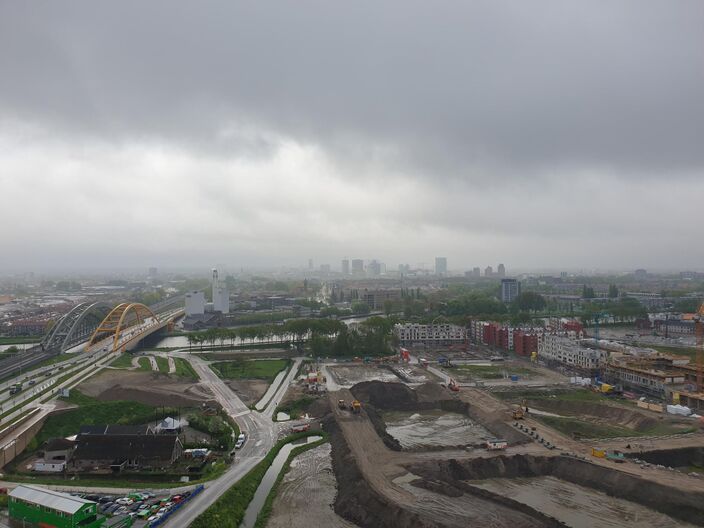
[539,334,607,372]
[212,269,229,314]
[395,323,466,344]
[185,290,205,316]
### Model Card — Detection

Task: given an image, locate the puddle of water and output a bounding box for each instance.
[276,412,291,421]
[255,368,288,410]
[240,436,322,528]
[470,476,695,528]
[384,410,492,449]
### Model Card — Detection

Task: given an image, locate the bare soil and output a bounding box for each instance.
[267,443,357,528]
[225,379,269,406]
[78,369,216,407]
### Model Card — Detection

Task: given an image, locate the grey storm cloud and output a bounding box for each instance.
[2,1,703,175]
[1,1,703,270]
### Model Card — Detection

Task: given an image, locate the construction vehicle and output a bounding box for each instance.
[351,400,362,414]
[419,358,429,369]
[338,399,347,410]
[512,408,525,420]
[447,378,460,392]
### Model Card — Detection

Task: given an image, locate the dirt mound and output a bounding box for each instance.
[79,370,215,408]
[527,399,659,431]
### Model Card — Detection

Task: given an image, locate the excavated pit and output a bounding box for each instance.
[351,381,526,450]
[405,454,704,526]
[326,415,556,528]
[627,446,704,471]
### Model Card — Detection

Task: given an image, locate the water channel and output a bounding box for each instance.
[240,435,323,528]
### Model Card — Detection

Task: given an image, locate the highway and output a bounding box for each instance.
[163,352,302,527]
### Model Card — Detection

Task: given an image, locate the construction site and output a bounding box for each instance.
[241,328,704,528]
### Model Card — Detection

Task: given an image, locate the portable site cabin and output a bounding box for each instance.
[486,439,508,450]
[9,485,105,528]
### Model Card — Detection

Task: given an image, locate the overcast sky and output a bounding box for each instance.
[1,1,703,272]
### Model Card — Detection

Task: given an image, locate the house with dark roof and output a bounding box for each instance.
[78,424,154,436]
[72,433,183,471]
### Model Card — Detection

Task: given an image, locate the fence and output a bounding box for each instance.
[148,484,205,527]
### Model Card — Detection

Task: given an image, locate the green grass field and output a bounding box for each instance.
[274,396,316,420]
[639,343,699,362]
[109,353,134,369]
[496,388,607,403]
[35,390,171,446]
[536,415,694,439]
[174,357,199,380]
[137,357,152,371]
[155,356,170,374]
[210,359,289,382]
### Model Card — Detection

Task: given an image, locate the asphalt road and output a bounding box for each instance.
[163,353,302,527]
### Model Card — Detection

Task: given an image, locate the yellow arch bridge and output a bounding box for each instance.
[87,303,160,353]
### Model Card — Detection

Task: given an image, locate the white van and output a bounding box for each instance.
[235,433,246,449]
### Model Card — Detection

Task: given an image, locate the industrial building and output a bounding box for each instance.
[9,485,104,528]
[212,268,229,314]
[185,290,206,316]
[72,430,183,471]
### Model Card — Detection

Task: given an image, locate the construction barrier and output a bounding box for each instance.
[148,484,205,527]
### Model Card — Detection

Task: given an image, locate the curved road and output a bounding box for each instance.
[162,351,302,527]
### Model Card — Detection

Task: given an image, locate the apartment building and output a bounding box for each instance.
[394,323,467,345]
[539,334,607,374]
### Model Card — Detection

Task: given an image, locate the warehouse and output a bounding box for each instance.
[9,485,104,528]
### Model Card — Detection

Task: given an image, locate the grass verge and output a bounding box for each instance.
[449,365,535,379]
[274,396,316,420]
[210,359,290,383]
[191,431,327,528]
[174,357,199,380]
[536,415,695,439]
[109,353,134,369]
[253,438,328,528]
[137,357,152,371]
[156,356,170,374]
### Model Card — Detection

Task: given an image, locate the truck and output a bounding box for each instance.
[419,358,429,369]
[338,399,347,410]
[351,400,362,414]
[9,383,22,395]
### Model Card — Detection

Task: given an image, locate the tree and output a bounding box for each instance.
[582,285,595,299]
[608,284,619,298]
[514,292,546,312]
[351,302,371,315]
[674,298,701,313]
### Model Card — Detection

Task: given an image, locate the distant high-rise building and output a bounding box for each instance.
[560,271,568,280]
[485,266,493,277]
[501,278,521,303]
[212,268,229,314]
[497,264,506,278]
[185,290,205,316]
[368,260,382,276]
[472,267,481,278]
[148,267,158,278]
[341,259,350,275]
[351,259,364,275]
[435,257,447,276]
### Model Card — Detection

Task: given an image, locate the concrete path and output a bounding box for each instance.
[168,356,176,374]
[149,356,159,372]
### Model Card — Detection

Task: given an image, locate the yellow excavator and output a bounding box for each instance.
[352,400,362,414]
[512,399,528,420]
